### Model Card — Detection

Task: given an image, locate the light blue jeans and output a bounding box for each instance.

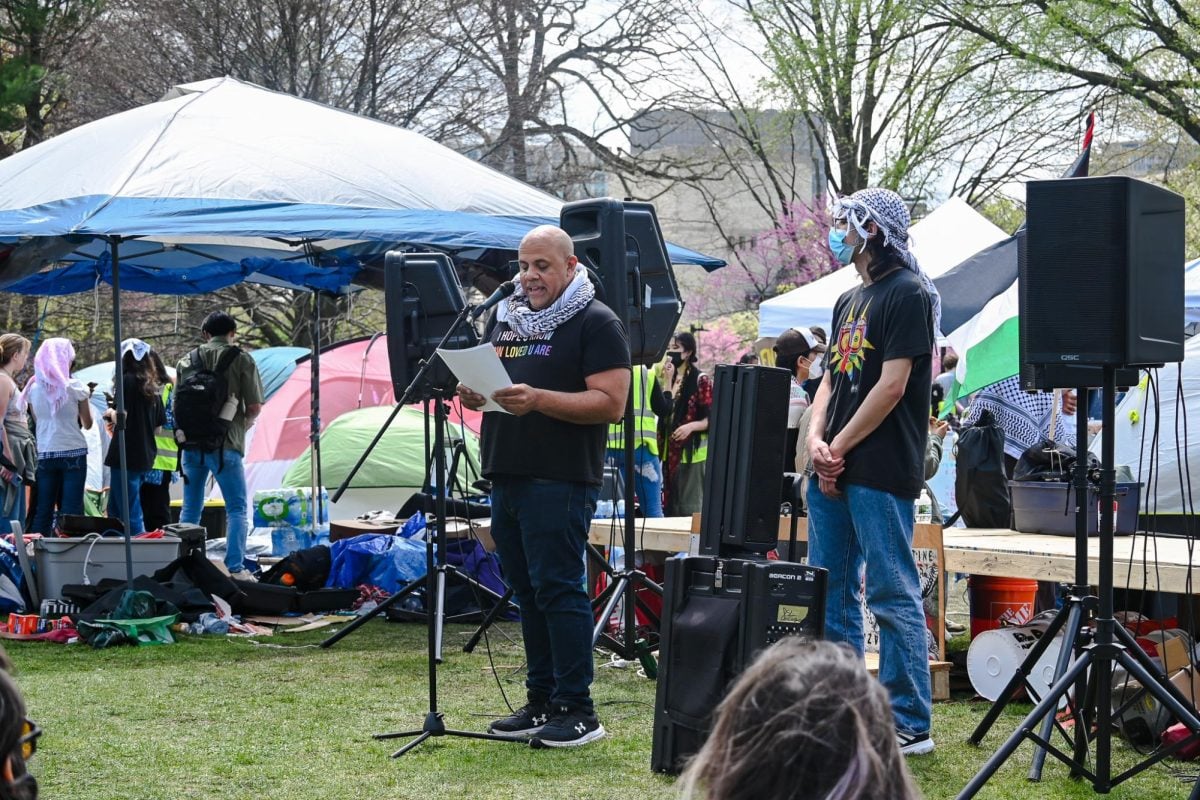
[806,481,932,736]
[605,445,664,518]
[181,449,248,573]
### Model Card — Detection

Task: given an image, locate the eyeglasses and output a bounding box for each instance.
[18,719,39,761]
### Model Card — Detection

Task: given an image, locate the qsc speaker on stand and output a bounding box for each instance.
[559,198,684,664]
[960,177,1200,799]
[1020,176,1184,369]
[560,198,685,367]
[1015,227,1140,392]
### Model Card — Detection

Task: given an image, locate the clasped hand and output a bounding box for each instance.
[456,382,540,416]
[809,438,845,497]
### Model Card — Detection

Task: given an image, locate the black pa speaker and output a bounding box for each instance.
[1016,228,1141,390]
[650,556,827,774]
[384,252,477,397]
[560,198,684,366]
[1022,176,1184,368]
[699,365,791,558]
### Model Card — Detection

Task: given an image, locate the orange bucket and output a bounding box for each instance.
[968,576,1038,638]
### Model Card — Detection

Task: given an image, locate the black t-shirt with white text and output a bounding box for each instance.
[821,268,934,499]
[481,300,630,486]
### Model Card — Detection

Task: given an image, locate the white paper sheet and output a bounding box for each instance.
[436,343,512,414]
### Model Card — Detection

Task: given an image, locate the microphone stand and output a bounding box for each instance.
[321,302,516,649]
[318,298,518,756]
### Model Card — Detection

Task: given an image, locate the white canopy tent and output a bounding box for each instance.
[757,197,1007,337]
[1093,334,1200,522]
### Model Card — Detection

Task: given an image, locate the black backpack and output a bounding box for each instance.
[261,545,332,591]
[954,409,1012,528]
[173,346,242,452]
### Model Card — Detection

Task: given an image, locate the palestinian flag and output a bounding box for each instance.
[938,112,1095,407]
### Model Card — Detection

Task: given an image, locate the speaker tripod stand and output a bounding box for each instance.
[958,371,1200,798]
[586,391,664,663]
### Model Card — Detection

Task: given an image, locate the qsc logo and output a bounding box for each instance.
[1059,354,1081,361]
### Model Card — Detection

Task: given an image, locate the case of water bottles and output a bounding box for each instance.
[251,487,331,556]
[594,499,626,519]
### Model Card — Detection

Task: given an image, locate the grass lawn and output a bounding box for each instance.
[6,620,1195,800]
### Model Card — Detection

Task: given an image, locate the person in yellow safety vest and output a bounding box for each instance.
[141,351,177,532]
[659,332,711,516]
[605,365,671,517]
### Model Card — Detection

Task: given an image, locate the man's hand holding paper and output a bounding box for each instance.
[439,343,513,414]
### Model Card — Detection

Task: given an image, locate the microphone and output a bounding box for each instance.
[470,281,516,320]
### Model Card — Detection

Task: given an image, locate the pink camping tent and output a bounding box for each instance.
[241,334,482,500]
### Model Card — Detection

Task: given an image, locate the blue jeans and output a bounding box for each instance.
[807,481,932,736]
[490,477,599,713]
[0,483,25,536]
[605,445,664,518]
[31,454,87,534]
[181,449,248,573]
[108,468,151,536]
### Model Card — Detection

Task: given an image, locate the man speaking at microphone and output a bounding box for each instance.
[458,224,630,747]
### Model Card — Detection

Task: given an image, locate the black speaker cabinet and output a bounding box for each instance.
[1022,176,1184,368]
[383,252,477,397]
[700,365,791,557]
[560,198,684,366]
[650,556,827,774]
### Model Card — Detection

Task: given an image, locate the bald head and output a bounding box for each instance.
[517,225,579,310]
[521,225,575,261]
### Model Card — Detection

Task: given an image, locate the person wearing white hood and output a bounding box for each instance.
[102,338,165,536]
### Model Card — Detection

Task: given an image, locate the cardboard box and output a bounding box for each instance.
[443,517,494,552]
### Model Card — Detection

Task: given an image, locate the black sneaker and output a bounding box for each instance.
[530,706,605,748]
[488,702,553,739]
[897,730,935,756]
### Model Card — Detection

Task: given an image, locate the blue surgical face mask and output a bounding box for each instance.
[828,227,856,265]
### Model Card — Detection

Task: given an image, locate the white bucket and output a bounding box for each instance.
[967,618,1073,704]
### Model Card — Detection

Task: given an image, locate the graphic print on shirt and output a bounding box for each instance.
[493,328,554,359]
[830,298,873,379]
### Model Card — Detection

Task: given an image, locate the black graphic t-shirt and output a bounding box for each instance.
[821,268,934,499]
[481,300,630,486]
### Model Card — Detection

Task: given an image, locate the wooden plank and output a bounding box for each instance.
[942,528,1200,593]
[864,652,952,702]
[588,516,695,553]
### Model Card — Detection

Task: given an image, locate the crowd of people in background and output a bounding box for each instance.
[0,311,261,580]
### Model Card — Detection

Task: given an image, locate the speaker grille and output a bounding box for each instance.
[1024,180,1126,364]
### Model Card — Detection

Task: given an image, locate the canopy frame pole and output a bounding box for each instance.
[108,236,135,584]
[303,240,323,535]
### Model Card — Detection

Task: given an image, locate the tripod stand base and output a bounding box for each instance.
[375,711,523,758]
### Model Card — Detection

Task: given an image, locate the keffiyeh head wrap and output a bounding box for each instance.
[497,264,596,338]
[21,337,74,413]
[833,188,942,335]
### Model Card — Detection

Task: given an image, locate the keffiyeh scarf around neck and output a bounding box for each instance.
[834,188,943,335]
[496,264,596,337]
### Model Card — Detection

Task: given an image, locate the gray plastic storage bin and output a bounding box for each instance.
[1009,481,1141,536]
[33,536,182,600]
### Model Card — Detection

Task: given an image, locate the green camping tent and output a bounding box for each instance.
[283,406,482,517]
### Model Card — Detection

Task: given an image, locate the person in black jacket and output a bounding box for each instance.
[103,339,165,536]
